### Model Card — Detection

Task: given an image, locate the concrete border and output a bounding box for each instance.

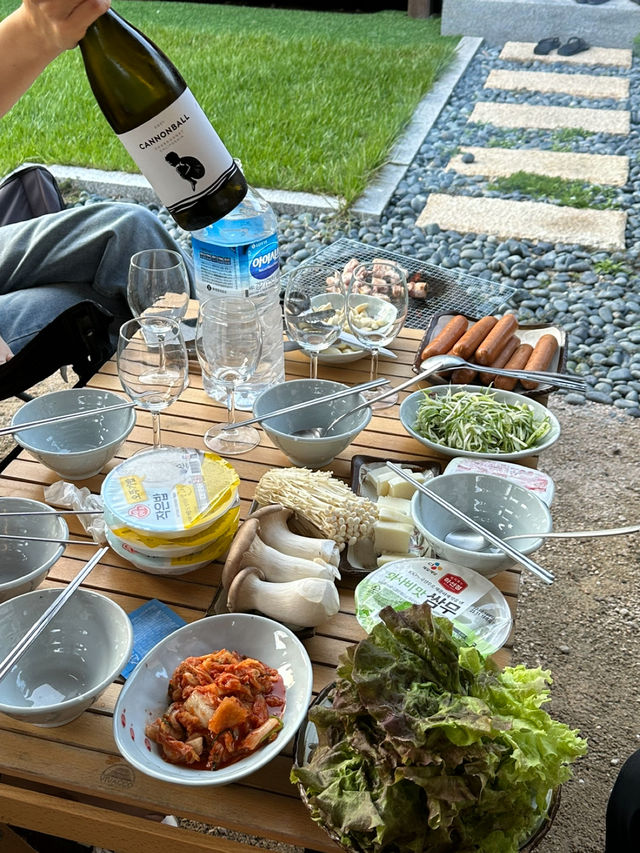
[43,35,482,221]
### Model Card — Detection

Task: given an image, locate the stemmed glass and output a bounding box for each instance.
[346,261,408,408]
[283,263,344,379]
[127,249,190,322]
[117,316,189,448]
[195,296,263,455]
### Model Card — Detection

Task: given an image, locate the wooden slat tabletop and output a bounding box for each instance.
[0,326,526,853]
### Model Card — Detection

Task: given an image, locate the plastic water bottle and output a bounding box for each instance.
[191,183,285,410]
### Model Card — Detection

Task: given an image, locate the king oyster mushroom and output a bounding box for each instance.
[247,504,340,567]
[222,518,340,591]
[227,566,340,629]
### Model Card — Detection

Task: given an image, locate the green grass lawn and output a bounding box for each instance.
[0,1,457,203]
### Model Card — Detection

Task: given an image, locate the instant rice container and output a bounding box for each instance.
[354,557,512,656]
[101,447,239,540]
[104,493,240,558]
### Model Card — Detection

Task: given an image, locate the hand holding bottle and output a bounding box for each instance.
[22,0,111,52]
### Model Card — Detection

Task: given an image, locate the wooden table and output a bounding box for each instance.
[0,327,523,853]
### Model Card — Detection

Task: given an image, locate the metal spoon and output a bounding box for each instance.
[292,365,441,438]
[445,523,640,553]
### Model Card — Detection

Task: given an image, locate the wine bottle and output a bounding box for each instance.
[79,9,247,231]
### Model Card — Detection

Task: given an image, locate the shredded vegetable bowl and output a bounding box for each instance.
[399,385,561,462]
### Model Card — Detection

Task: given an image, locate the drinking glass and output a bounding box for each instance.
[283,263,344,379]
[195,296,263,455]
[117,316,188,448]
[346,261,408,408]
[127,249,190,322]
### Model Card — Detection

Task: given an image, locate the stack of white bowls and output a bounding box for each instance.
[101,447,240,576]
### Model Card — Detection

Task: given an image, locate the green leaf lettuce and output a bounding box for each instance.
[291,603,586,853]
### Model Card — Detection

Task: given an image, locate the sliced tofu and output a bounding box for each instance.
[376,552,412,567]
[387,474,419,499]
[365,466,397,496]
[373,520,414,555]
[376,495,413,525]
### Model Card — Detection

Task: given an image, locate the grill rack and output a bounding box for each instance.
[282,238,517,330]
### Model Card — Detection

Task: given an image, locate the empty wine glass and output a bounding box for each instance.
[195,296,263,455]
[346,261,408,408]
[117,316,188,448]
[283,263,344,379]
[127,249,190,322]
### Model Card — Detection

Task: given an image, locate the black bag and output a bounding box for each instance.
[0,164,65,226]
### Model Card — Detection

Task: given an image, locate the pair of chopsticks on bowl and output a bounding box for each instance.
[0,546,109,682]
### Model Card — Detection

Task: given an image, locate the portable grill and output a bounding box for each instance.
[281,238,517,330]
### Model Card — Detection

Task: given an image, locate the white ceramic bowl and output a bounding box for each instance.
[252,379,372,468]
[0,588,133,726]
[399,385,561,461]
[113,613,313,786]
[411,472,553,576]
[0,498,68,602]
[11,389,135,480]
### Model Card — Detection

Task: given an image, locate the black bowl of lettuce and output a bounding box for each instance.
[291,604,582,853]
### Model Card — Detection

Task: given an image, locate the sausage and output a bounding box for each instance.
[451,315,498,360]
[520,334,559,390]
[493,343,534,391]
[451,366,478,385]
[474,313,519,366]
[477,335,521,384]
[420,315,469,361]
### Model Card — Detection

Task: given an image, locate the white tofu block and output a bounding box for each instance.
[365,466,396,496]
[373,520,414,555]
[376,553,412,567]
[387,475,419,499]
[376,496,413,525]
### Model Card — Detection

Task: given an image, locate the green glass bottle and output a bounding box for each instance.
[79,9,247,231]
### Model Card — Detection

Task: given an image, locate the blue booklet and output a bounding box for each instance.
[122,599,187,679]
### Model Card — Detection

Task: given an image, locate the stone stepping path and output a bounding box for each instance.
[469,101,630,135]
[448,146,629,186]
[485,68,629,100]
[416,195,626,251]
[499,41,632,69]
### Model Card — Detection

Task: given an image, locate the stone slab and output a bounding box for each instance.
[449,146,629,186]
[485,69,630,100]
[499,41,633,68]
[442,0,640,50]
[415,193,627,250]
[469,101,630,134]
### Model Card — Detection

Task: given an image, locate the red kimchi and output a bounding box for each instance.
[145,649,285,770]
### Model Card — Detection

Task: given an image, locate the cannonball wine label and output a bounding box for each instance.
[117,88,235,217]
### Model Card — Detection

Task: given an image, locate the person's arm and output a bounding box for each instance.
[0,0,110,118]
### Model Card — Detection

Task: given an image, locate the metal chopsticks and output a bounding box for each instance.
[222,377,389,430]
[0,547,109,682]
[385,463,555,585]
[0,400,135,436]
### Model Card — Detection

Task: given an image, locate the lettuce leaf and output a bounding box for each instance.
[291,603,586,853]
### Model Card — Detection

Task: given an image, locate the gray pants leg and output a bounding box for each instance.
[0,201,194,353]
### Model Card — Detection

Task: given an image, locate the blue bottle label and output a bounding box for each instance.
[248,235,279,281]
[192,233,279,293]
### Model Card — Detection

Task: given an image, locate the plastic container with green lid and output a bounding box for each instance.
[101,447,240,539]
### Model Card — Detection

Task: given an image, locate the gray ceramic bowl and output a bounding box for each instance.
[0,588,133,727]
[11,388,136,479]
[411,472,552,576]
[0,498,68,602]
[399,385,561,462]
[252,379,372,468]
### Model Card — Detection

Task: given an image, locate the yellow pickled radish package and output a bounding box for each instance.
[101,447,240,539]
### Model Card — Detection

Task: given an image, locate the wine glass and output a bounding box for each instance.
[127,249,190,322]
[346,261,408,408]
[117,316,188,448]
[195,296,263,455]
[283,263,344,379]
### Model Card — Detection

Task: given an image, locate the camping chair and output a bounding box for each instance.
[0,300,115,403]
